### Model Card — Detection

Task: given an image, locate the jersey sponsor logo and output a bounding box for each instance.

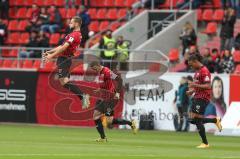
[204,76,210,82]
[68,37,74,43]
[0,89,26,101]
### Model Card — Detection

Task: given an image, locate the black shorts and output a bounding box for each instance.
[191,98,209,115]
[57,56,72,78]
[94,99,116,116]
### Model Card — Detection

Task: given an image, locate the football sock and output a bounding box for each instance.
[95,119,106,139]
[64,82,83,100]
[196,123,208,145]
[112,118,132,126]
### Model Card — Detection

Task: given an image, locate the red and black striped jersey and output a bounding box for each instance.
[193,66,211,101]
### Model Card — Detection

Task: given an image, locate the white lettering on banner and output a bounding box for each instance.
[0,89,26,101]
[0,103,26,111]
[122,73,230,131]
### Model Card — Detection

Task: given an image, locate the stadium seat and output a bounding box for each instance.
[26,8,33,18]
[92,0,105,7]
[22,60,33,68]
[197,9,202,21]
[16,8,27,19]
[234,64,240,74]
[24,0,35,6]
[2,20,8,25]
[89,21,99,32]
[13,0,24,6]
[233,50,240,63]
[55,0,65,7]
[33,60,41,68]
[212,0,221,8]
[66,8,77,19]
[88,8,97,19]
[126,0,138,7]
[115,0,125,7]
[59,8,67,19]
[99,21,110,32]
[202,22,217,35]
[168,48,179,62]
[9,0,15,6]
[17,20,28,31]
[6,33,20,44]
[118,9,127,19]
[49,33,60,45]
[12,60,18,68]
[9,8,16,18]
[19,33,30,44]
[202,9,213,21]
[35,0,46,6]
[2,60,13,68]
[110,22,121,31]
[9,50,18,57]
[97,9,107,19]
[105,0,115,7]
[8,20,18,31]
[44,0,54,6]
[213,9,224,21]
[107,9,118,20]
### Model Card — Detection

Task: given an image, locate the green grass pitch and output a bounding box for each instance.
[0,124,239,159]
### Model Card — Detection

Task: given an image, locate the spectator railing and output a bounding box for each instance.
[132,2,193,49]
[0,47,169,69]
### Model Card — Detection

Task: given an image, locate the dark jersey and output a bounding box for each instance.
[193,66,211,102]
[61,31,82,57]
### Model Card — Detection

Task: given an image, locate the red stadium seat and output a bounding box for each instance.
[92,0,105,7]
[203,22,217,34]
[126,0,138,7]
[2,60,14,68]
[17,20,28,31]
[16,8,27,19]
[24,0,35,6]
[9,8,16,18]
[9,50,18,57]
[9,0,15,6]
[197,9,202,21]
[55,0,65,7]
[97,9,107,19]
[13,0,24,6]
[233,50,240,63]
[105,0,115,7]
[2,20,8,25]
[26,8,33,18]
[115,0,125,7]
[33,60,41,68]
[44,0,54,6]
[213,9,224,21]
[19,33,30,44]
[234,65,240,74]
[88,8,97,19]
[168,48,179,62]
[118,9,127,18]
[89,21,99,32]
[66,8,77,19]
[49,33,60,45]
[110,22,121,31]
[35,0,46,6]
[107,9,118,20]
[202,9,213,21]
[212,0,221,8]
[1,50,10,57]
[99,21,110,32]
[22,60,33,68]
[6,33,20,44]
[8,20,18,31]
[59,8,67,19]
[12,60,18,68]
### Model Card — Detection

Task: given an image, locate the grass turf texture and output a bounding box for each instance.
[0,124,239,159]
